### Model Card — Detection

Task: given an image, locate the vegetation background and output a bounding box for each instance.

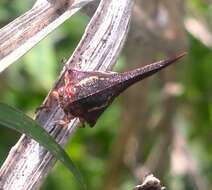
[0,0,211,190]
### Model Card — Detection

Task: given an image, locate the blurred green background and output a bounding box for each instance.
[0,0,212,190]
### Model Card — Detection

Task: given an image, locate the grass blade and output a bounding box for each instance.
[0,103,86,190]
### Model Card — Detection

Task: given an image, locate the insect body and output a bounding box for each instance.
[54,52,186,127]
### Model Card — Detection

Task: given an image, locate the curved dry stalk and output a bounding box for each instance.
[0,0,94,73]
[133,174,165,190]
[0,0,134,189]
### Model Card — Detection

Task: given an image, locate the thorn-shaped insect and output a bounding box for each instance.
[53,52,186,127]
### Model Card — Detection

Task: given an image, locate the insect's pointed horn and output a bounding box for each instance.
[117,52,187,90]
[158,52,187,68]
[140,52,187,75]
[122,52,187,83]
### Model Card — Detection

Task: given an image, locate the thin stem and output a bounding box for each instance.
[0,0,134,189]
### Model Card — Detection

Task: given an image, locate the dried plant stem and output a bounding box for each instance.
[0,0,94,73]
[0,0,134,189]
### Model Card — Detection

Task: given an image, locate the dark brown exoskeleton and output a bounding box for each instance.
[53,52,186,127]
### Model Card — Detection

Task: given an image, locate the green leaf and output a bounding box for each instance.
[0,103,86,190]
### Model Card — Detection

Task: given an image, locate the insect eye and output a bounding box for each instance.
[58,87,64,96]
